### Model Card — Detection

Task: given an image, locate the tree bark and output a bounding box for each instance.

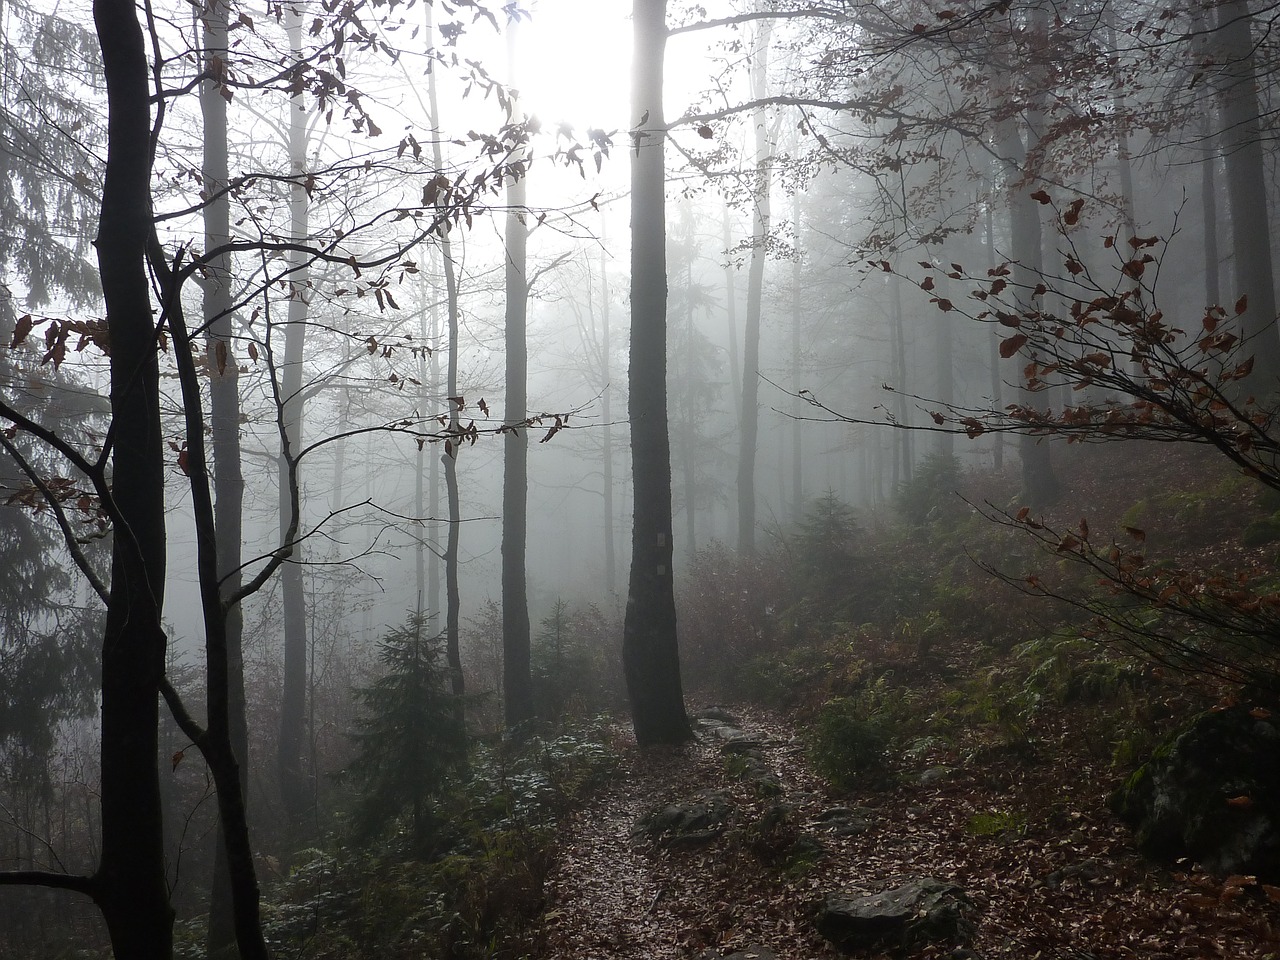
[92,1,174,955]
[426,0,465,700]
[277,2,312,840]
[1214,0,1280,389]
[623,0,691,747]
[997,113,1058,508]
[200,3,249,955]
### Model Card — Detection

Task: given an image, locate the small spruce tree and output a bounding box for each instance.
[345,613,466,851]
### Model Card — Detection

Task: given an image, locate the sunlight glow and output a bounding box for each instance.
[515,0,632,134]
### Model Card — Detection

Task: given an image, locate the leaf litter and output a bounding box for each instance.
[532,704,1280,960]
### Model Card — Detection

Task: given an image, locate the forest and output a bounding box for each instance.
[3,0,1280,957]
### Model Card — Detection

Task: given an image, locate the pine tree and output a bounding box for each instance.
[345,614,466,851]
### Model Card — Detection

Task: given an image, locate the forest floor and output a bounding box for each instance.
[533,701,1280,960]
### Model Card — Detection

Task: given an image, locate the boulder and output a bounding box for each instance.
[811,806,873,837]
[633,789,733,845]
[1113,705,1280,880]
[816,877,974,952]
[719,947,778,960]
[693,706,742,725]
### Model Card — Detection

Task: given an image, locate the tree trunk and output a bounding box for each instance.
[623,0,691,747]
[1201,112,1221,310]
[1215,0,1280,388]
[984,190,1003,472]
[736,17,772,557]
[680,256,697,559]
[501,23,533,729]
[723,202,742,433]
[428,291,442,617]
[427,0,465,699]
[997,114,1058,508]
[933,268,955,462]
[277,2,311,841]
[92,2,173,955]
[891,272,912,486]
[598,235,618,599]
[790,188,803,522]
[200,2,248,956]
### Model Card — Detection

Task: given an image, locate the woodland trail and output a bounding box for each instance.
[536,707,845,959]
[531,703,1280,960]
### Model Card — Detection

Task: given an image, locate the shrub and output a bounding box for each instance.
[807,696,890,790]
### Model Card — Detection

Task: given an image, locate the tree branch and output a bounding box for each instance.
[0,870,96,898]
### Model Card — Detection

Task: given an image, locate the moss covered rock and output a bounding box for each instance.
[1113,705,1280,880]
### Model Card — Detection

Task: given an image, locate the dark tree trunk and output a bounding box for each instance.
[1215,0,1280,387]
[92,2,174,956]
[623,0,691,747]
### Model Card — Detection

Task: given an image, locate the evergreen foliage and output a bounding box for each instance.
[530,599,615,720]
[895,453,963,528]
[344,613,466,851]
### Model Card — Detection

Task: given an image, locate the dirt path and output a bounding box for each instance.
[536,708,843,959]
[533,705,1280,960]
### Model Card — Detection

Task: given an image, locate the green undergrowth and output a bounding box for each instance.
[800,633,1173,792]
[176,721,621,960]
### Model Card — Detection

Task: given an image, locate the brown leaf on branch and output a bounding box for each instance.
[1000,334,1028,358]
[10,314,33,349]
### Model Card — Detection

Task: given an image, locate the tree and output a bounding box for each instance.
[502,17,534,731]
[1212,0,1280,389]
[623,0,693,746]
[276,0,314,841]
[736,15,774,557]
[199,3,249,955]
[345,613,465,852]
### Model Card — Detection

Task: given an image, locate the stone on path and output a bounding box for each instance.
[633,788,733,845]
[816,876,975,952]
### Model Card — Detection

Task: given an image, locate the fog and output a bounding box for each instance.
[2,0,1274,953]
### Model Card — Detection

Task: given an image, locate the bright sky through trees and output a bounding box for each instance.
[516,0,632,133]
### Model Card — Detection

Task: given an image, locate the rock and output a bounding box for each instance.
[693,706,741,725]
[816,877,974,952]
[633,789,733,845]
[787,833,825,867]
[724,751,783,797]
[1044,859,1102,889]
[811,806,873,837]
[719,946,778,960]
[720,734,765,754]
[919,765,954,786]
[1113,705,1280,881]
